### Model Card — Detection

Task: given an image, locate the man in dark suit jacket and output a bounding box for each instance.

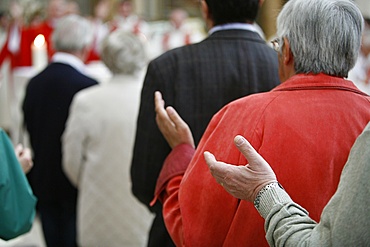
[22,15,97,247]
[130,0,280,246]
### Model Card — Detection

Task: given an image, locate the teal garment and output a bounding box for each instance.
[0,128,37,240]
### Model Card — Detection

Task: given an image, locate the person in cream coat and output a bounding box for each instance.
[62,30,153,247]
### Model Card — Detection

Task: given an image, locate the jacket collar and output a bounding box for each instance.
[51,52,86,75]
[207,28,265,44]
[273,73,368,96]
[208,23,258,35]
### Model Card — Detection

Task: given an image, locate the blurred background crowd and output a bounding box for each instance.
[1,0,369,142]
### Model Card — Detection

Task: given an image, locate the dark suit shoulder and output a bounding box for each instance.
[28,63,98,88]
[49,63,98,84]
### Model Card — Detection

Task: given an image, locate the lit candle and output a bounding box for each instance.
[31,34,48,70]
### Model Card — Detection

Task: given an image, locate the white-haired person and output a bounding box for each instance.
[151,0,370,246]
[62,30,153,247]
[22,14,98,247]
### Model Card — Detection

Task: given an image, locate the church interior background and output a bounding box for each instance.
[0,0,287,41]
[0,0,287,139]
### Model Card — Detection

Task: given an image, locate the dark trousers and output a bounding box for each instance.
[148,210,176,247]
[38,201,77,247]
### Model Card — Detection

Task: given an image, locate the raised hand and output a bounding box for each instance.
[154,91,195,149]
[204,135,277,202]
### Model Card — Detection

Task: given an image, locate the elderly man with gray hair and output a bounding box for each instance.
[62,30,153,247]
[151,0,370,246]
[23,14,98,247]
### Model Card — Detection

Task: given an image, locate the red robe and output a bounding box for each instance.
[0,24,33,68]
[0,21,54,70]
[154,73,370,246]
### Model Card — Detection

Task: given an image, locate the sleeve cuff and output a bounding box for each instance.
[150,143,195,206]
[256,184,292,219]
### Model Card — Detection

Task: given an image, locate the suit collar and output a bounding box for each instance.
[208,23,258,35]
[207,28,266,44]
[51,52,86,75]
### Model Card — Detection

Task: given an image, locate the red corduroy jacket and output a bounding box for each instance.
[154,73,370,246]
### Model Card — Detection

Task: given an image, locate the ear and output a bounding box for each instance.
[259,0,265,7]
[201,0,213,27]
[282,37,293,65]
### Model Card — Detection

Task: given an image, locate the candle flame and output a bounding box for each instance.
[34,34,45,48]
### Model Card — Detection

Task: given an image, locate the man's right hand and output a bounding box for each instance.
[204,135,277,202]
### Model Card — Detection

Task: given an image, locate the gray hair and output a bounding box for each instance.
[100,30,147,75]
[277,0,364,77]
[52,14,93,52]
